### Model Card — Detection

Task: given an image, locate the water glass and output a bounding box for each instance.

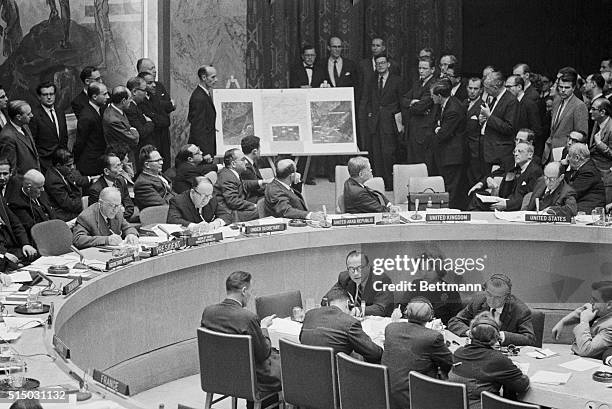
[9,358,26,388]
[591,207,605,226]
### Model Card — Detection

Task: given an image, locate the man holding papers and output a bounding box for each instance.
[551,281,612,358]
[167,177,231,232]
[72,187,138,249]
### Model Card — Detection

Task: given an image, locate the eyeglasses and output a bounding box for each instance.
[347,264,367,273]
[543,175,560,181]
[146,158,164,163]
[192,190,213,199]
[135,88,147,92]
[89,76,103,82]
[100,200,124,211]
[40,92,55,97]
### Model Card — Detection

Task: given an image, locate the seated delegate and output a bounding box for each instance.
[72,186,139,249]
[343,156,394,213]
[525,161,577,217]
[44,148,90,222]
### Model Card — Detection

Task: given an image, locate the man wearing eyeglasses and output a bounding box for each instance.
[125,77,155,149]
[588,98,612,176]
[173,144,218,194]
[71,66,103,119]
[215,148,259,222]
[103,86,140,162]
[324,250,393,317]
[505,75,543,159]
[88,153,135,220]
[565,143,606,213]
[168,177,231,232]
[448,274,536,346]
[525,161,577,218]
[73,186,138,249]
[134,145,175,210]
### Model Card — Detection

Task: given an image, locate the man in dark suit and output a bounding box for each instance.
[125,77,155,150]
[565,143,606,213]
[0,100,40,175]
[201,271,281,408]
[343,156,392,213]
[445,65,468,102]
[6,169,56,240]
[431,79,467,209]
[136,58,175,117]
[467,142,542,211]
[480,71,519,171]
[88,153,134,220]
[526,162,577,218]
[167,177,231,230]
[512,63,540,105]
[74,83,108,176]
[300,287,382,363]
[589,97,612,175]
[188,65,217,157]
[173,144,218,194]
[134,145,174,210]
[71,66,102,119]
[45,148,89,222]
[402,56,437,169]
[0,86,9,129]
[382,299,453,409]
[29,81,68,173]
[215,149,259,222]
[448,274,536,346]
[289,44,326,89]
[263,159,324,221]
[240,135,271,203]
[465,77,485,186]
[103,86,140,160]
[72,187,139,249]
[505,75,543,159]
[365,55,403,190]
[0,158,37,268]
[325,250,393,317]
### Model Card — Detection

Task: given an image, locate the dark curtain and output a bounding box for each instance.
[246,0,463,89]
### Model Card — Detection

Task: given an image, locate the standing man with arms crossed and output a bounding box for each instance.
[188,65,217,159]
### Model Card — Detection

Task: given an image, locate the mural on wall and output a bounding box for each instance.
[0,0,145,114]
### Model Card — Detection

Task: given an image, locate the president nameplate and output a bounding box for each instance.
[150,239,183,256]
[186,232,223,246]
[244,223,287,234]
[105,254,134,270]
[93,369,130,396]
[332,216,375,226]
[525,214,571,223]
[62,276,82,296]
[426,214,471,222]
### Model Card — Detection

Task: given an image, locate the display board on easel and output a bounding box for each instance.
[214,88,358,155]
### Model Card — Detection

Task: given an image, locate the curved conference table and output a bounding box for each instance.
[35,212,612,408]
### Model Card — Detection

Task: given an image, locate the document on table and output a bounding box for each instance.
[558,358,601,371]
[530,370,571,385]
[494,210,537,223]
[526,348,558,359]
[0,325,21,341]
[3,316,44,329]
[476,193,502,203]
[268,317,301,349]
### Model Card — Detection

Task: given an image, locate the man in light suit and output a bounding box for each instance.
[343,156,392,213]
[544,72,588,162]
[188,65,217,157]
[167,177,231,230]
[103,86,140,160]
[74,83,109,176]
[263,159,324,221]
[525,161,577,218]
[589,98,612,176]
[0,100,40,175]
[214,148,259,222]
[29,81,68,173]
[133,145,174,210]
[72,186,139,249]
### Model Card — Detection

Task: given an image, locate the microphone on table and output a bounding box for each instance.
[535,198,540,214]
[411,198,423,220]
[71,245,88,270]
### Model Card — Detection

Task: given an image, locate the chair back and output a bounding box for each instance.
[279,339,338,409]
[81,195,89,209]
[255,290,302,318]
[393,163,428,204]
[140,204,169,225]
[31,220,73,256]
[335,166,351,211]
[481,391,540,409]
[338,194,345,213]
[520,192,533,210]
[177,405,197,409]
[197,327,256,401]
[336,352,390,409]
[408,176,445,193]
[409,371,467,409]
[257,197,268,218]
[530,309,545,348]
[364,177,385,194]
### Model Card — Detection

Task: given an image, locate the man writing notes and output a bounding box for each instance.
[73,187,138,249]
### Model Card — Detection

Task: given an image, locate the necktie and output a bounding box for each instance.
[49,108,56,126]
[333,60,340,84]
[491,308,497,321]
[378,75,384,91]
[0,112,6,127]
[304,65,313,71]
[488,96,497,108]
[354,285,362,309]
[553,100,566,128]
[106,218,114,234]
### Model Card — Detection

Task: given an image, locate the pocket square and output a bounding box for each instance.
[345,72,351,76]
[521,181,527,186]
[470,115,478,120]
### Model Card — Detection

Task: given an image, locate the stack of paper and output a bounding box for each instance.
[3,316,44,330]
[530,370,571,385]
[268,317,301,349]
[526,348,558,359]
[558,358,601,372]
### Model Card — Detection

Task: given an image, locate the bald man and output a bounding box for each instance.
[525,161,577,218]
[73,186,138,249]
[7,169,56,238]
[263,159,325,221]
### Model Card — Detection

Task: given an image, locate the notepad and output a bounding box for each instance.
[526,348,558,359]
[558,358,601,372]
[3,316,44,330]
[530,370,571,385]
[476,193,501,203]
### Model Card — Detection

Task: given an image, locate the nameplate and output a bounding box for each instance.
[525,214,571,223]
[105,254,134,270]
[92,369,130,396]
[150,239,183,256]
[186,232,223,246]
[244,223,287,234]
[331,217,375,227]
[426,214,471,222]
[52,335,70,359]
[62,276,82,296]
